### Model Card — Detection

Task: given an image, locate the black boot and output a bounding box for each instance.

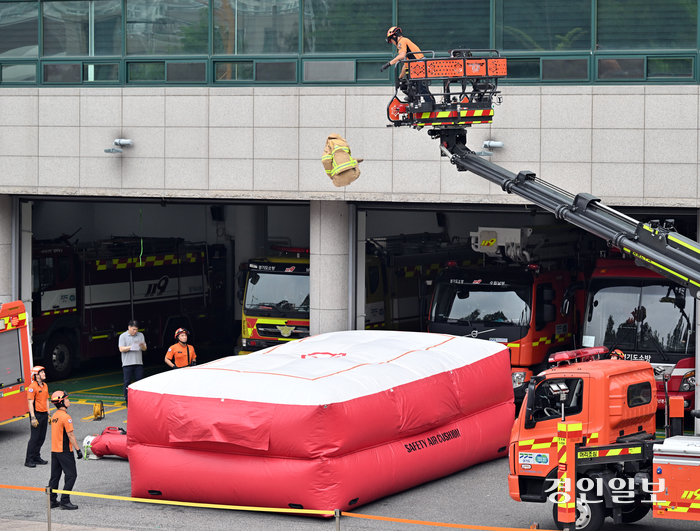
[60,502,78,510]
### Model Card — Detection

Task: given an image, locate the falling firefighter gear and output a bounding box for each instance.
[322,134,362,187]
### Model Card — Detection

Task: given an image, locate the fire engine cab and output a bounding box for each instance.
[0,301,32,424]
[508,347,700,531]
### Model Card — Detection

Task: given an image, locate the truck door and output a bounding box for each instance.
[516,375,589,484]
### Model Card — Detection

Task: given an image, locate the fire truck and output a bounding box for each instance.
[578,255,696,411]
[364,232,477,331]
[427,226,595,401]
[236,247,310,355]
[388,48,697,413]
[32,235,220,380]
[507,347,700,531]
[0,301,32,424]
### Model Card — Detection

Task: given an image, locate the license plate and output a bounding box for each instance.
[578,450,599,459]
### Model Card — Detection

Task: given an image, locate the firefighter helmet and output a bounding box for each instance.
[174,327,189,340]
[51,390,68,408]
[386,26,402,43]
[610,349,625,360]
[31,366,45,380]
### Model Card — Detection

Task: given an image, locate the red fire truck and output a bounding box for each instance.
[579,255,696,411]
[32,236,222,380]
[0,300,32,424]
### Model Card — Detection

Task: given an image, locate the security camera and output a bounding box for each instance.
[104,148,123,154]
[114,139,133,146]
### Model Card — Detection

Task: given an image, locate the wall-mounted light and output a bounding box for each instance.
[104,139,133,154]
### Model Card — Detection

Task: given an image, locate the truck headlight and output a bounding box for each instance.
[679,370,695,392]
[242,338,247,347]
[512,371,527,389]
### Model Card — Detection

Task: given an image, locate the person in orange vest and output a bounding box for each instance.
[25,366,50,468]
[165,328,197,369]
[48,391,82,510]
[381,26,434,103]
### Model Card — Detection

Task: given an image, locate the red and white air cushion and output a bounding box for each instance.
[127,330,514,512]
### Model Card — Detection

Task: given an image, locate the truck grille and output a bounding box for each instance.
[256,326,310,339]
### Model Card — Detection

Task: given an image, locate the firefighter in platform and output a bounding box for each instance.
[48,391,82,510]
[165,328,197,369]
[24,366,50,468]
[380,27,434,102]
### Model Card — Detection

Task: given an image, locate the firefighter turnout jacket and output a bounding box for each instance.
[322,134,362,187]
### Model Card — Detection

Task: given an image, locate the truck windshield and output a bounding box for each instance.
[244,272,310,315]
[583,279,695,358]
[430,283,531,325]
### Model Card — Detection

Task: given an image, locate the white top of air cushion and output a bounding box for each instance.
[129,330,505,406]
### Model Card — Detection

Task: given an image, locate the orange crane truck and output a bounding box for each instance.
[508,347,699,531]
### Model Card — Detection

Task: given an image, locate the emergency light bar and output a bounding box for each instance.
[548,346,609,366]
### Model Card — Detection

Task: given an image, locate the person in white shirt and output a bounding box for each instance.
[117,320,147,407]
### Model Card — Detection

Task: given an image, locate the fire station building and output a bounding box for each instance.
[1,1,700,349]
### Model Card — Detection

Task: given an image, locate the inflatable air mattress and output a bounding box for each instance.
[128,330,514,512]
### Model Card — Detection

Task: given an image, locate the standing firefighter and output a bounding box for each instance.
[24,366,50,468]
[165,328,197,369]
[48,391,82,510]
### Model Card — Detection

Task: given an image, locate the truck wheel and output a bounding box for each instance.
[621,504,650,523]
[44,334,75,381]
[552,493,605,531]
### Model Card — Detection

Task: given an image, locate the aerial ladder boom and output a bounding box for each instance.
[434,127,700,300]
[384,49,700,300]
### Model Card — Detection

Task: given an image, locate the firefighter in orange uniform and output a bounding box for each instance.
[25,366,50,468]
[381,27,434,102]
[165,328,197,369]
[49,391,82,510]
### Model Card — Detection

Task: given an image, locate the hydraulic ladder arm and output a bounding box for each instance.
[432,126,700,299]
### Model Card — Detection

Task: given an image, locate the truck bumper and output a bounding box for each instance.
[508,474,521,502]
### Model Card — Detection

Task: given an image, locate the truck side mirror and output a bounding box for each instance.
[543,289,555,302]
[560,280,584,316]
[237,288,244,304]
[524,379,538,429]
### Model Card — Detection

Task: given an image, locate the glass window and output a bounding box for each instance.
[43,1,122,57]
[303,0,388,53]
[585,282,640,351]
[44,62,81,82]
[597,0,697,51]
[128,61,165,81]
[531,377,584,422]
[255,60,295,82]
[498,0,591,52]
[214,0,299,55]
[638,284,695,355]
[648,57,693,78]
[430,282,531,326]
[542,58,588,80]
[0,2,39,58]
[214,61,253,81]
[357,60,386,81]
[167,61,205,82]
[244,272,309,318]
[1,63,36,83]
[399,0,489,52]
[504,58,539,79]
[627,381,652,408]
[83,62,119,81]
[127,0,209,56]
[597,58,644,80]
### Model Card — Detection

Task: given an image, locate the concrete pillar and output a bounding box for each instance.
[310,200,349,335]
[232,205,267,321]
[0,195,12,304]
